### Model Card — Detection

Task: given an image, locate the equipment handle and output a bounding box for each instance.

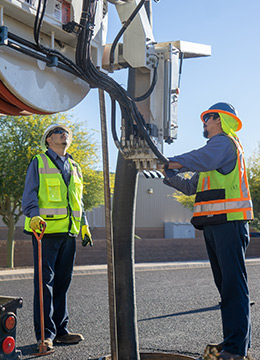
[33,221,47,353]
[32,221,46,242]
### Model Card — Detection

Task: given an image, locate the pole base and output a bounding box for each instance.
[31,350,55,357]
[99,353,197,360]
[32,343,55,357]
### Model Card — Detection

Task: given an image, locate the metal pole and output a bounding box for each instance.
[112,67,140,360]
[98,88,118,360]
[112,155,139,360]
[107,2,152,359]
[110,3,152,358]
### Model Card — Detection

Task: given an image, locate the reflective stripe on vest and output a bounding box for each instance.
[38,154,60,174]
[193,199,253,215]
[72,210,81,218]
[192,135,253,225]
[39,208,67,216]
[201,176,210,191]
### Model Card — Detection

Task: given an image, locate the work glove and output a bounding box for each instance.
[30,216,46,231]
[81,225,93,247]
[163,160,179,178]
[164,168,179,178]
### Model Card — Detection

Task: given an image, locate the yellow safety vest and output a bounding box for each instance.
[24,153,83,235]
[191,135,253,229]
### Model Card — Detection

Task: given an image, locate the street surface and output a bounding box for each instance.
[1,261,260,360]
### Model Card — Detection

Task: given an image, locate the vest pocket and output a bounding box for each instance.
[196,188,225,202]
[45,178,62,202]
[191,213,228,229]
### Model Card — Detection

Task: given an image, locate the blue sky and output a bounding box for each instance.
[68,0,260,172]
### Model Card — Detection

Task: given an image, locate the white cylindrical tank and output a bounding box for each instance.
[0,0,107,114]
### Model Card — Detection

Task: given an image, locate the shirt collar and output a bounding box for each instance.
[207,132,225,143]
[46,148,69,160]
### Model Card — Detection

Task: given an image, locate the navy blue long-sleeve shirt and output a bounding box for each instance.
[22,148,87,225]
[163,133,237,195]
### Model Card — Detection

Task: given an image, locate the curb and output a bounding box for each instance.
[0,261,211,281]
[1,258,260,281]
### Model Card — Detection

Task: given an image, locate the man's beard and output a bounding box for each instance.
[62,137,69,145]
[203,127,209,139]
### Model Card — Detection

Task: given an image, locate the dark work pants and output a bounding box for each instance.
[32,234,76,341]
[203,221,250,356]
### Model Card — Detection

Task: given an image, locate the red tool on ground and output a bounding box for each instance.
[32,222,55,357]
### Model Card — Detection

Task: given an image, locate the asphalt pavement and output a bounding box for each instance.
[1,259,260,360]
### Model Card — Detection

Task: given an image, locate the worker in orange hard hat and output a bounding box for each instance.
[163,103,254,360]
[201,102,242,138]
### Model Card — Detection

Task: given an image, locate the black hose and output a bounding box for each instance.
[178,52,184,88]
[134,56,159,102]
[33,0,42,45]
[132,102,169,163]
[34,0,48,48]
[29,0,169,164]
[109,0,146,72]
[84,29,168,162]
[6,41,82,78]
[111,98,126,155]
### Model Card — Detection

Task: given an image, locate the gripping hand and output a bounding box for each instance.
[30,216,46,231]
[81,225,93,247]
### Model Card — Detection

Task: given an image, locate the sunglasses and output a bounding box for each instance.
[48,128,69,137]
[203,113,219,123]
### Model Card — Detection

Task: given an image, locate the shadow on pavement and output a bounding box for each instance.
[138,304,220,322]
[17,344,38,358]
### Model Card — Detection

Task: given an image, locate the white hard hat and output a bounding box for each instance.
[41,124,73,151]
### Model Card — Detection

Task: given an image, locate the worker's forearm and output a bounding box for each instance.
[22,158,40,218]
[168,161,183,170]
[163,173,198,195]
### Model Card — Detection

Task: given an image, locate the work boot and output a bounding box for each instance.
[54,332,84,344]
[204,350,246,359]
[37,338,53,351]
[246,352,255,360]
[205,343,223,354]
[203,343,222,359]
[204,344,255,360]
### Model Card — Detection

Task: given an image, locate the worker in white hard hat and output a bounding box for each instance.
[162,103,254,360]
[40,123,73,152]
[22,124,93,351]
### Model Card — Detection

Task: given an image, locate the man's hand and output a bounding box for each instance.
[165,160,183,170]
[30,216,46,231]
[81,225,93,247]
